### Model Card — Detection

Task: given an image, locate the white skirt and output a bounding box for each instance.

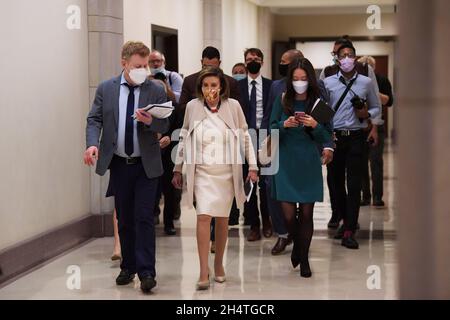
[194,164,234,217]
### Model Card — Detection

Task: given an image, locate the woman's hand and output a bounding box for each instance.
[172,172,183,189]
[246,170,259,183]
[299,115,318,128]
[284,116,300,128]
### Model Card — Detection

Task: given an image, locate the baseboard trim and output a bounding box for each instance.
[0,212,113,285]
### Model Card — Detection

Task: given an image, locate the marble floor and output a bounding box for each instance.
[0,143,398,300]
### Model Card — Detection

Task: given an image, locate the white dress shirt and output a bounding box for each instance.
[115,73,141,158]
[247,74,264,129]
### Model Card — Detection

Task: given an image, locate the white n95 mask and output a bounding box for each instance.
[292,80,309,94]
[129,68,150,85]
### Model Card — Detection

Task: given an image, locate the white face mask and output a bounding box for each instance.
[128,67,150,85]
[292,80,309,94]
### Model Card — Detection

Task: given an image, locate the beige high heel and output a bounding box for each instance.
[196,273,210,290]
[214,275,226,283]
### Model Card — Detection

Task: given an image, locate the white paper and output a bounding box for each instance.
[245,181,254,202]
[133,101,174,119]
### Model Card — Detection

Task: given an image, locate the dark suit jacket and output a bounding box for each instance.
[261,78,285,130]
[86,75,170,179]
[177,71,241,128]
[238,76,272,129]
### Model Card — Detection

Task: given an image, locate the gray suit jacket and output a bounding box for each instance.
[86,75,170,179]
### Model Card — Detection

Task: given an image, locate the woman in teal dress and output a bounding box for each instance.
[270,58,332,277]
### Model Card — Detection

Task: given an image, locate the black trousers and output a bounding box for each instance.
[160,147,181,229]
[327,131,365,233]
[326,163,341,222]
[110,155,159,279]
[361,126,385,201]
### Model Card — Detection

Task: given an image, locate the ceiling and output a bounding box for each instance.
[248,0,397,15]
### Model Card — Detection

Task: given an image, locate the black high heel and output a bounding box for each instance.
[300,260,312,278]
[290,233,300,268]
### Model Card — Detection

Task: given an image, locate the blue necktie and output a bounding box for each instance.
[123,83,135,157]
[249,80,257,129]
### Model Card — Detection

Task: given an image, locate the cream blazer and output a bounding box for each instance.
[173,98,258,208]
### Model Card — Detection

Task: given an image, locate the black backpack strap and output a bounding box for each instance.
[334,76,357,112]
[168,72,173,87]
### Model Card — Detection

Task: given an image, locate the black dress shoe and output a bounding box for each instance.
[373,199,385,207]
[341,235,359,249]
[116,270,135,285]
[140,276,157,293]
[164,227,176,236]
[300,261,312,278]
[360,198,371,206]
[334,225,345,239]
[271,237,289,255]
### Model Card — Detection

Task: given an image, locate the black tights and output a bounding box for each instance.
[280,202,315,264]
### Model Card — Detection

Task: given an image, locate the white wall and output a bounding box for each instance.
[0,0,90,250]
[274,13,398,40]
[123,0,204,77]
[221,0,259,76]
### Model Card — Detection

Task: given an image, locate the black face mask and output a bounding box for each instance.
[279,63,288,77]
[246,61,262,74]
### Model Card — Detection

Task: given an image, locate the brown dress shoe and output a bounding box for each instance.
[247,228,261,241]
[271,237,289,255]
[262,220,273,238]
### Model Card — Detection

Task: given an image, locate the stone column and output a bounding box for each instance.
[257,6,273,78]
[203,0,222,51]
[87,0,124,215]
[397,0,450,299]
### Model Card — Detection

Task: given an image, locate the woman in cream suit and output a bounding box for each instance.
[172,67,258,290]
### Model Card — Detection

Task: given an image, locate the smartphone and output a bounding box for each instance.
[295,111,305,122]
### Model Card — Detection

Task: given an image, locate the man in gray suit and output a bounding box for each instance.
[84,41,169,293]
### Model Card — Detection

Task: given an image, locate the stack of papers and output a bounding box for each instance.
[133,101,174,119]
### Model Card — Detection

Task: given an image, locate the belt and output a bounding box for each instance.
[334,129,363,137]
[114,155,142,165]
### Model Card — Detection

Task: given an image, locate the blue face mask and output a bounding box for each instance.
[151,67,165,75]
[233,74,247,81]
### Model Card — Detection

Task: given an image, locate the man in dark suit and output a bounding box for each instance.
[238,48,273,241]
[84,41,169,293]
[177,46,241,252]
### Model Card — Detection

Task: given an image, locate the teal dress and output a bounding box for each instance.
[270,96,332,203]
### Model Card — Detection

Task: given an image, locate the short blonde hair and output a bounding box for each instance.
[358,55,376,69]
[121,41,150,60]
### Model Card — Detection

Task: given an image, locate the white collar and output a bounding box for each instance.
[247,74,262,85]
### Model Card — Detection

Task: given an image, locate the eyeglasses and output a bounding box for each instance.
[337,53,356,59]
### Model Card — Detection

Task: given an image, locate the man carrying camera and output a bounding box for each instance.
[149,50,184,234]
[320,42,381,249]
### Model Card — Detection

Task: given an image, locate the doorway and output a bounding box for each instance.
[151,25,179,73]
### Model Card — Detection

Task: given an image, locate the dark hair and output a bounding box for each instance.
[336,40,356,56]
[335,35,351,46]
[202,46,221,60]
[244,48,264,62]
[283,58,320,116]
[196,67,230,101]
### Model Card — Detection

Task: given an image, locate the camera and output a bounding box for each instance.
[153,72,167,82]
[350,95,366,110]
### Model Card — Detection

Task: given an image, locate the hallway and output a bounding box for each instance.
[0,143,398,299]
